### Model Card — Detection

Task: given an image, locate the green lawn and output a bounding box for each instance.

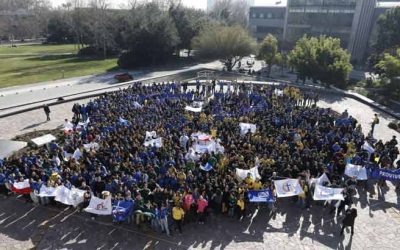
[0,44,118,88]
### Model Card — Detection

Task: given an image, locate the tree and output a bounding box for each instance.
[209,0,249,28]
[374,7,400,54]
[288,35,352,88]
[169,4,208,56]
[257,34,278,77]
[192,24,256,71]
[117,2,180,68]
[375,48,400,98]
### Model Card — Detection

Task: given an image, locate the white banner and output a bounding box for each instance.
[55,186,85,206]
[239,123,257,136]
[37,185,57,197]
[236,166,261,180]
[274,179,304,198]
[144,137,162,148]
[345,163,368,180]
[84,196,112,215]
[185,106,202,112]
[31,134,56,147]
[313,185,344,201]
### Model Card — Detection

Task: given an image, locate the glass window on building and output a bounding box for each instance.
[252,13,257,18]
[260,13,264,18]
[267,13,272,19]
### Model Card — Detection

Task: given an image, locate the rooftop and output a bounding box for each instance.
[253,0,287,7]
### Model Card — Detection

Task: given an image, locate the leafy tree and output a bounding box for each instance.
[47,13,75,44]
[257,34,278,77]
[192,24,256,71]
[169,4,208,56]
[375,48,400,98]
[118,2,180,68]
[289,35,352,88]
[374,7,400,53]
[209,0,249,28]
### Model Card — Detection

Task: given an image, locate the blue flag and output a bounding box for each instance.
[112,200,134,222]
[248,189,275,203]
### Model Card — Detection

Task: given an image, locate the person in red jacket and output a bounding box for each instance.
[197,195,208,224]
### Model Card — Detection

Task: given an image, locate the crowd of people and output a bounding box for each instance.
[0,80,399,237]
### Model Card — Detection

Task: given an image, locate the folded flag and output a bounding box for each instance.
[345,163,368,180]
[362,141,375,154]
[200,162,213,172]
[274,178,304,198]
[236,166,261,180]
[84,196,112,215]
[11,179,31,194]
[313,185,344,201]
[37,185,57,197]
[248,189,275,203]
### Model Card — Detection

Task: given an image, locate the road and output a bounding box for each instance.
[0,61,222,115]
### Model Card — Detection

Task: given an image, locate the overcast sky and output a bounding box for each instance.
[49,0,207,9]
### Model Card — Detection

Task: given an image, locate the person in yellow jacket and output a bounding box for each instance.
[172,204,185,234]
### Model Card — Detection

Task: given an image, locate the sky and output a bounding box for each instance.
[49,0,207,9]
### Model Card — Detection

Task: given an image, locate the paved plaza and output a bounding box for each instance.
[0,79,399,250]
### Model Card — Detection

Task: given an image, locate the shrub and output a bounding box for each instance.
[388,122,398,130]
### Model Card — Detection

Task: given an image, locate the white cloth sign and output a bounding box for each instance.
[274,179,304,197]
[13,179,30,190]
[84,196,112,215]
[313,185,344,201]
[345,163,368,180]
[144,137,163,148]
[31,134,56,147]
[239,123,257,135]
[55,186,85,206]
[37,186,57,197]
[236,166,261,180]
[185,106,202,112]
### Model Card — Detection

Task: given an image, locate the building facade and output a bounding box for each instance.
[249,0,400,64]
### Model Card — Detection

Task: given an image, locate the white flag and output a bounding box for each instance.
[362,141,374,154]
[83,142,100,151]
[144,137,162,147]
[37,185,57,197]
[185,106,202,112]
[236,166,261,180]
[55,186,85,206]
[72,148,82,160]
[316,173,331,186]
[145,131,157,141]
[239,123,257,136]
[313,185,344,201]
[84,196,112,215]
[345,163,368,180]
[274,179,304,197]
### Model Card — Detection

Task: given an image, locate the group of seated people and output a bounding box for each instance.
[0,80,399,236]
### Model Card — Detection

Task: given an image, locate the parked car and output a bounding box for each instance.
[114,73,133,82]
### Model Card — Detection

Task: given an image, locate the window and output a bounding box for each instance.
[260,13,264,18]
[267,13,273,19]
